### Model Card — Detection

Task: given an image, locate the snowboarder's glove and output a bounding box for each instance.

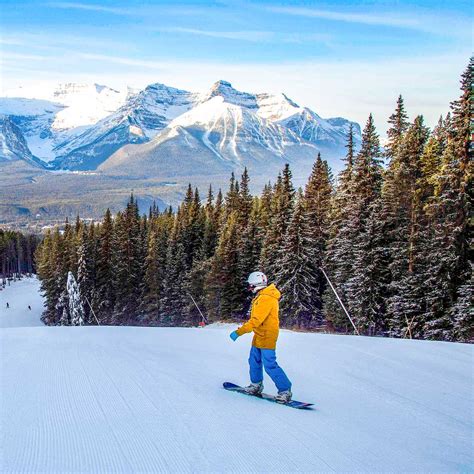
[230,331,239,341]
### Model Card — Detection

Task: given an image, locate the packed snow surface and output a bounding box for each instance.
[1,278,473,473]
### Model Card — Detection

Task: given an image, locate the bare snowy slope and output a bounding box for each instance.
[1,278,473,473]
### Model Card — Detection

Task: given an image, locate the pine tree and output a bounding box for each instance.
[225,173,240,216]
[201,186,219,259]
[207,212,243,320]
[386,95,410,161]
[95,208,114,320]
[182,187,205,270]
[325,115,384,333]
[238,167,253,227]
[142,228,161,320]
[240,199,263,272]
[112,195,144,322]
[77,224,95,324]
[324,127,358,330]
[276,190,321,327]
[52,226,69,325]
[303,154,333,308]
[260,164,295,280]
[383,116,430,336]
[36,230,57,324]
[160,209,188,324]
[67,271,85,326]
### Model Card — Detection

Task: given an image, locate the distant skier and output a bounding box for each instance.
[28,305,31,311]
[229,272,292,403]
[6,302,9,309]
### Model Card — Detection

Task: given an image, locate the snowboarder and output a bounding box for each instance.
[28,305,31,310]
[6,302,9,309]
[229,272,292,403]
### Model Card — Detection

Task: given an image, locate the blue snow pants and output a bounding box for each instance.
[249,346,292,392]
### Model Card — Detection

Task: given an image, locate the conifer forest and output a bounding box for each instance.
[35,60,473,342]
[0,230,39,282]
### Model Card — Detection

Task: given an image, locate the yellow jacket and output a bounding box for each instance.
[236,284,281,350]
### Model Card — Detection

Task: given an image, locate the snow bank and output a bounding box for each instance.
[0,279,472,472]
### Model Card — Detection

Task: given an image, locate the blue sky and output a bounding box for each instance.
[1,0,472,133]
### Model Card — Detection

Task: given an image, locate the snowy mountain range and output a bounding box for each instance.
[0,80,360,175]
[0,80,361,225]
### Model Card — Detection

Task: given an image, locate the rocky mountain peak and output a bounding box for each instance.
[203,80,258,109]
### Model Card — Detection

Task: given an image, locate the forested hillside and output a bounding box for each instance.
[36,60,473,342]
[0,229,40,281]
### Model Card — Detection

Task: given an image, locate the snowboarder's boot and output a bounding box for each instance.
[244,381,263,395]
[275,390,292,404]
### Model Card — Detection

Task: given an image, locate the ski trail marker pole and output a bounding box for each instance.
[84,295,101,326]
[320,267,360,335]
[189,292,208,325]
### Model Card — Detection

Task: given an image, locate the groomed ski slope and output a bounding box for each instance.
[1,278,473,473]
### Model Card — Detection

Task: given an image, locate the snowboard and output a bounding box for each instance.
[223,382,314,409]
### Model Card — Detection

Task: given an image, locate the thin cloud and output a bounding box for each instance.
[0,38,25,46]
[267,6,422,28]
[2,52,49,61]
[265,5,471,37]
[157,27,273,42]
[2,32,134,53]
[77,53,165,70]
[155,27,332,44]
[45,2,133,15]
[45,2,218,17]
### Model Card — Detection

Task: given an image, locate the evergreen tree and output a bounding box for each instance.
[207,212,243,320]
[225,172,240,216]
[160,209,188,324]
[77,224,95,323]
[324,127,357,330]
[260,164,295,280]
[238,167,253,226]
[276,190,321,327]
[325,115,384,333]
[36,230,57,323]
[303,154,333,311]
[95,209,114,320]
[385,94,410,161]
[383,116,430,336]
[67,271,85,326]
[112,195,144,322]
[201,186,219,259]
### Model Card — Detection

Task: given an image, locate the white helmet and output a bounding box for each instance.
[247,271,268,293]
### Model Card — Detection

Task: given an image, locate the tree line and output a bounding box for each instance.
[35,60,472,342]
[0,230,39,283]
